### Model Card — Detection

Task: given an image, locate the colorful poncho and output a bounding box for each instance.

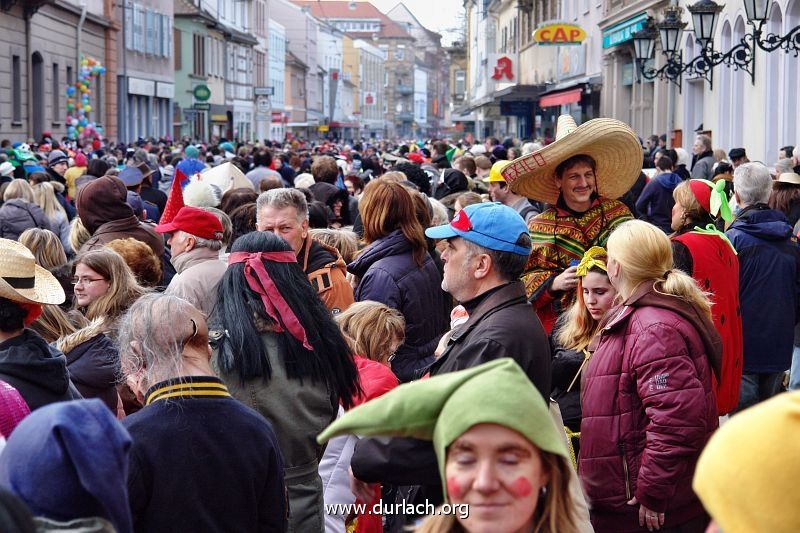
[522,196,632,333]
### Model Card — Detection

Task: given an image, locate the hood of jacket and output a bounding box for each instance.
[655,171,682,190]
[76,176,135,234]
[0,330,73,397]
[434,168,469,200]
[347,229,412,277]
[601,281,722,381]
[730,205,793,242]
[309,181,346,206]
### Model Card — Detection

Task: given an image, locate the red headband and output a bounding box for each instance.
[227,251,313,351]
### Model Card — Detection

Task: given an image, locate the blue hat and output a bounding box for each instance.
[118,166,143,187]
[0,399,133,533]
[425,202,531,256]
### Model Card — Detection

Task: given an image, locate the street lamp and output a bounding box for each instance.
[687,0,724,49]
[743,0,800,54]
[743,0,771,26]
[657,6,687,54]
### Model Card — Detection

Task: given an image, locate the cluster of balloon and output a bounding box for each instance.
[65,56,106,140]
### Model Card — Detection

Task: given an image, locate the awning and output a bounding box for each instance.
[539,88,582,108]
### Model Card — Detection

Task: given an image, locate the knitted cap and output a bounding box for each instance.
[694,392,800,532]
[318,358,567,500]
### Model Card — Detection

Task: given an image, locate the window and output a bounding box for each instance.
[455,70,466,95]
[52,63,59,122]
[125,5,133,49]
[12,55,21,123]
[133,4,144,52]
[193,34,206,76]
[174,27,181,70]
[395,47,404,60]
[66,65,73,86]
[384,70,388,86]
[147,11,157,55]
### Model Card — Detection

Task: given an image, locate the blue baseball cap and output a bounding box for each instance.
[118,166,143,187]
[425,202,531,256]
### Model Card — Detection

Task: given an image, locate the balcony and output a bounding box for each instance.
[395,84,414,95]
[395,112,414,121]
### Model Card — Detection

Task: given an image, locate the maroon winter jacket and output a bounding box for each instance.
[579,281,721,533]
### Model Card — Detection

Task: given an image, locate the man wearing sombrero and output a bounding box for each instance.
[0,239,82,410]
[501,115,639,333]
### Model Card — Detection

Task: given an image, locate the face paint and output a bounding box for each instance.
[446,476,463,499]
[510,476,534,498]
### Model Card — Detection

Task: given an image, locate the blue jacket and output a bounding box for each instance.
[348,229,447,381]
[635,172,682,233]
[726,205,800,373]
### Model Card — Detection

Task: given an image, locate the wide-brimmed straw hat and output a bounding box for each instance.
[0,239,65,305]
[776,172,800,185]
[501,115,642,204]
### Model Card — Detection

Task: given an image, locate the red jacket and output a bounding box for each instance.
[579,282,720,533]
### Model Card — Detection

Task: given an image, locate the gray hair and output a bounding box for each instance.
[695,134,712,151]
[199,206,233,247]
[117,293,200,389]
[734,162,772,207]
[255,188,308,225]
[775,158,795,175]
[462,233,531,282]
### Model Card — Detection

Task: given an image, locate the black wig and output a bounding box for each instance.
[213,231,360,408]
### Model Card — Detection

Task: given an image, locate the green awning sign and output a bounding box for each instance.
[193,85,211,102]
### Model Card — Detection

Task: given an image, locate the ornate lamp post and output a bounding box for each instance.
[634,0,800,87]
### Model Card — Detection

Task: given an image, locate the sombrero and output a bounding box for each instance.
[502,115,642,204]
[0,239,65,305]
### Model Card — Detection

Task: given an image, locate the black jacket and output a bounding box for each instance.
[0,330,82,411]
[0,199,51,241]
[123,376,287,533]
[351,281,550,530]
[59,322,119,412]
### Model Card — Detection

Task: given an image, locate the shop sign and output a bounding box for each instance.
[533,23,587,45]
[193,84,211,101]
[602,13,648,49]
[318,125,329,132]
[491,55,514,81]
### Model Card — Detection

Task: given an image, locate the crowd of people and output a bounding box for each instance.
[0,121,798,533]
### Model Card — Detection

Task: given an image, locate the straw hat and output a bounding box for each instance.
[776,172,800,185]
[0,239,65,305]
[502,115,642,204]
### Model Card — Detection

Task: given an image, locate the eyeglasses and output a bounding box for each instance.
[71,277,107,286]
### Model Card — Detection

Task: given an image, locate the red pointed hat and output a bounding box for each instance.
[159,168,188,225]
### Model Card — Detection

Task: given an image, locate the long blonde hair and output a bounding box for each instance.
[73,248,147,321]
[32,182,67,222]
[416,452,579,533]
[18,228,67,270]
[3,178,34,202]
[335,300,405,363]
[607,220,712,318]
[69,217,92,253]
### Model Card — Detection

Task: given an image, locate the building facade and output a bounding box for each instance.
[267,19,287,141]
[117,0,174,141]
[343,36,386,138]
[0,0,110,141]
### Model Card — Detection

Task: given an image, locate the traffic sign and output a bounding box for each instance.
[193,103,210,110]
[257,97,271,113]
[254,87,275,96]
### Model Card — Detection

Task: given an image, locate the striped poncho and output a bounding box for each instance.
[522,197,632,333]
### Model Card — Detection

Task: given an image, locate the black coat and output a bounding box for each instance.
[60,325,119,412]
[351,281,550,531]
[0,199,51,241]
[0,330,82,411]
[123,376,287,533]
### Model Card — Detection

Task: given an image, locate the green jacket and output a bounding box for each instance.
[214,331,337,532]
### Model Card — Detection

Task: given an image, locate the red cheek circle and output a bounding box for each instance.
[509,476,533,498]
[446,477,463,499]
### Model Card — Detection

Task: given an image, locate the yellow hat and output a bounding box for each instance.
[693,391,800,533]
[483,160,512,183]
